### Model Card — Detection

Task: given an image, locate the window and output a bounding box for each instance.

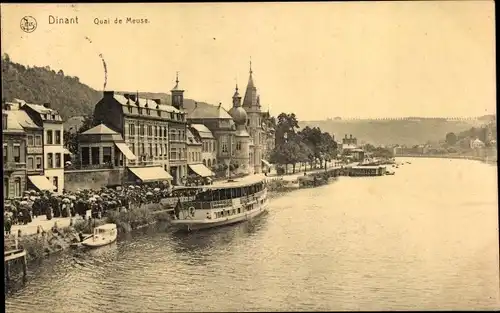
[14,178,21,198]
[191,152,194,162]
[149,144,153,156]
[164,144,168,156]
[47,130,53,144]
[130,143,135,156]
[55,153,61,168]
[155,144,158,156]
[236,141,242,151]
[154,126,158,137]
[3,145,7,163]
[48,153,53,168]
[148,125,153,137]
[103,147,112,164]
[3,178,8,199]
[128,106,133,113]
[146,108,151,115]
[13,145,20,162]
[28,135,34,146]
[91,147,100,164]
[28,157,34,169]
[213,141,216,152]
[157,110,161,117]
[81,147,90,165]
[55,130,61,144]
[129,124,135,136]
[140,143,145,156]
[222,136,228,153]
[164,128,167,137]
[35,157,42,169]
[138,108,143,115]
[139,124,145,136]
[170,147,177,160]
[35,135,42,146]
[160,144,163,156]
[53,177,58,192]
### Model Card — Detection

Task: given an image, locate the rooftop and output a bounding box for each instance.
[81,123,118,135]
[188,104,234,120]
[190,124,214,139]
[113,94,182,114]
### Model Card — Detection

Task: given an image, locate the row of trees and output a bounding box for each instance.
[269,113,338,174]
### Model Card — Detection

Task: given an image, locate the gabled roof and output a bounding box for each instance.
[81,123,118,135]
[8,109,41,129]
[2,110,25,132]
[190,124,214,139]
[188,105,234,120]
[186,128,202,145]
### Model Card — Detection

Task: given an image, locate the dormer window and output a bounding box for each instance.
[52,114,56,120]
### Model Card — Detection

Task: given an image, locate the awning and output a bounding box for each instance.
[28,176,56,191]
[188,163,215,177]
[261,159,272,167]
[128,166,173,183]
[115,142,137,160]
[63,148,72,155]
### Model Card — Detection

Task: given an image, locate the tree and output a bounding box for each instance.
[445,132,457,146]
[63,114,96,155]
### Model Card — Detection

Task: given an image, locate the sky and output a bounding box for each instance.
[1,2,496,121]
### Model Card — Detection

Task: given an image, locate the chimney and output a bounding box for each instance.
[43,103,51,108]
[153,99,161,105]
[104,91,115,98]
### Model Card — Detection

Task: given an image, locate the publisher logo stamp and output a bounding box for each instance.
[20,16,37,33]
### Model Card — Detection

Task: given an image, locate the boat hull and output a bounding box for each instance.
[170,204,267,232]
[81,235,117,248]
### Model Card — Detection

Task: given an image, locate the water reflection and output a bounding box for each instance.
[169,212,269,255]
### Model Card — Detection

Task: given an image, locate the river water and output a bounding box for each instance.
[5,158,500,312]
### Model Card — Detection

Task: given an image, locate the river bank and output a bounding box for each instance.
[397,154,497,164]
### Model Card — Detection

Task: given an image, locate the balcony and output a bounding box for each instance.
[3,162,26,171]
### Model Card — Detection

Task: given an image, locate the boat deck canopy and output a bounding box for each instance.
[188,163,214,177]
[128,166,173,183]
[28,175,56,191]
[115,142,137,160]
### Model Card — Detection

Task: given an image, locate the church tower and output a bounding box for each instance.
[171,72,184,110]
[228,84,251,174]
[242,60,263,174]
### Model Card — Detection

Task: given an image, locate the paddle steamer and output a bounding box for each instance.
[169,174,268,232]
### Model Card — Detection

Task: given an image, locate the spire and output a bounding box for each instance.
[172,71,180,90]
[232,84,242,107]
[243,58,257,108]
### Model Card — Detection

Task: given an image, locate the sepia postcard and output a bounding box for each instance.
[1,2,498,312]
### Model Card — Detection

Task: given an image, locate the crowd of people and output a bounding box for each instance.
[3,175,222,235]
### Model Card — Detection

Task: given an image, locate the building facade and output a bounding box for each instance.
[2,108,27,200]
[92,75,187,185]
[187,103,236,169]
[22,102,65,194]
[189,124,217,169]
[228,85,251,174]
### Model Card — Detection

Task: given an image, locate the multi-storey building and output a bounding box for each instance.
[2,108,27,200]
[168,75,188,184]
[187,103,236,169]
[189,124,217,168]
[228,85,251,174]
[186,128,202,165]
[5,101,56,192]
[242,62,274,174]
[185,127,214,178]
[21,102,65,193]
[92,75,188,185]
